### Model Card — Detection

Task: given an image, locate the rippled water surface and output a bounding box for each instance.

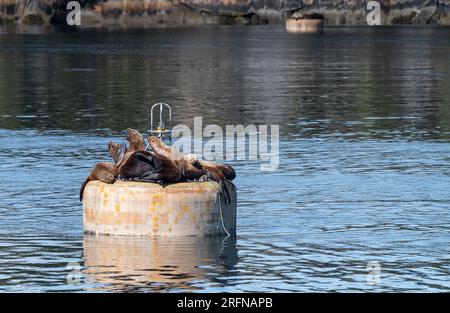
[0,26,449,292]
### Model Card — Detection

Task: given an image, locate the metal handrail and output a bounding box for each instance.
[148,102,172,144]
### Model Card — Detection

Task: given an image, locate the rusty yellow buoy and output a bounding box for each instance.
[286,18,324,33]
[83,180,236,237]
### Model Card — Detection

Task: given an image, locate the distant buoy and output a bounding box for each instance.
[286,18,323,33]
[83,180,237,237]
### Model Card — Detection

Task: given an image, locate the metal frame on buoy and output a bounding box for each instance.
[148,102,172,145]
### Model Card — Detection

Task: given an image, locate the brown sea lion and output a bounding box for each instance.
[148,137,235,202]
[107,128,144,164]
[185,155,236,181]
[184,154,236,203]
[145,136,205,184]
[144,136,186,183]
[117,150,157,180]
[80,162,118,202]
[108,141,127,164]
[206,161,236,181]
[108,137,162,181]
[126,128,146,153]
[108,130,160,181]
[114,128,147,170]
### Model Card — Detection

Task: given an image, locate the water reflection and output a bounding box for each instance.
[82,235,238,292]
[0,26,449,139]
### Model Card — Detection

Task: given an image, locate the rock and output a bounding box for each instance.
[438,1,450,24]
[22,13,47,24]
[412,6,437,24]
[390,10,418,24]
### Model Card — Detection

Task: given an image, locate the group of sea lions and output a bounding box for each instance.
[80,128,236,203]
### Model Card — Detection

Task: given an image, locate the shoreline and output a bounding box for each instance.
[1,1,450,27]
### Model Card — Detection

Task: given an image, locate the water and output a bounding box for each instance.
[0,25,450,292]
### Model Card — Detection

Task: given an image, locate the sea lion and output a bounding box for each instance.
[144,136,205,184]
[148,137,235,202]
[126,128,146,153]
[109,130,165,181]
[206,161,236,181]
[185,155,235,181]
[108,137,164,181]
[143,136,186,183]
[114,128,147,170]
[117,150,158,180]
[184,154,236,203]
[108,141,127,164]
[80,162,118,201]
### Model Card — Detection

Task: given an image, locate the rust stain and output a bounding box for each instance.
[181,206,191,214]
[86,209,145,226]
[103,190,109,206]
[152,216,159,233]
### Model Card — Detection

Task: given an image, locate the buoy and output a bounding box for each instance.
[286,18,324,33]
[83,180,237,237]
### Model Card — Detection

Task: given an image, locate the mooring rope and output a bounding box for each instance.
[214,183,231,237]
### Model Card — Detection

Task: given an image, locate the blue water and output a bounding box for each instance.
[0,25,449,292]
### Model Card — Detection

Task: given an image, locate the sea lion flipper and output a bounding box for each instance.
[79,178,89,202]
[222,164,236,181]
[219,180,231,204]
[223,180,236,204]
[138,171,164,182]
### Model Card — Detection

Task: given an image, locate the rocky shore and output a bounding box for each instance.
[1,0,449,26]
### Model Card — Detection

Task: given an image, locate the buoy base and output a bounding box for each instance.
[83,180,236,237]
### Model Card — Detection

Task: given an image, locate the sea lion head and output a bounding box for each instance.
[184,154,202,169]
[96,162,117,183]
[126,128,145,151]
[147,136,167,153]
[126,128,143,143]
[147,136,181,159]
[108,141,127,164]
[147,135,162,147]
